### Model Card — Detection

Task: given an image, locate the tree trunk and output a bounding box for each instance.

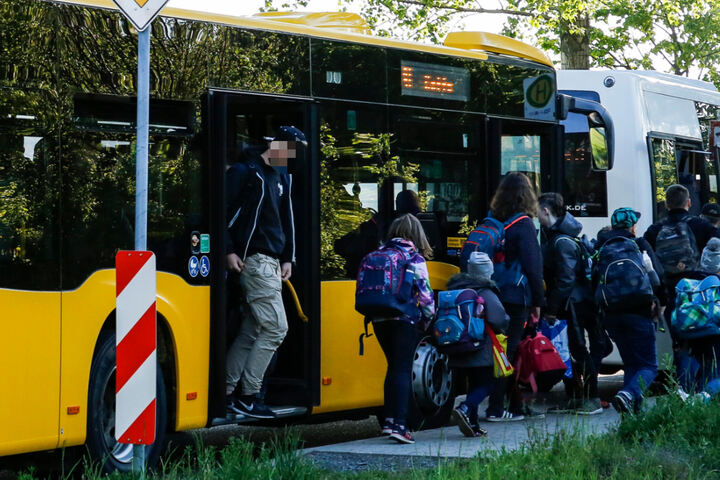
[559,14,590,70]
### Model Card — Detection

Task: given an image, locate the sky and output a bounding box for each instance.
[165,0,508,36]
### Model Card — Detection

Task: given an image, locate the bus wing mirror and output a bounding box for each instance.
[557,94,614,172]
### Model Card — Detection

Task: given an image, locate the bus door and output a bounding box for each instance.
[488,118,559,197]
[207,91,318,420]
[648,134,719,220]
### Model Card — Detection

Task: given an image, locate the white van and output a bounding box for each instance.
[557,70,720,372]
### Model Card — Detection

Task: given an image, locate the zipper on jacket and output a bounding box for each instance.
[243,171,265,260]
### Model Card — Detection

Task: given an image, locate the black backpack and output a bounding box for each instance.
[654,218,699,275]
[594,236,653,310]
[553,234,594,285]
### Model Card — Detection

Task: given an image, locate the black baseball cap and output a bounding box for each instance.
[268,126,308,146]
[611,207,641,229]
[702,202,720,219]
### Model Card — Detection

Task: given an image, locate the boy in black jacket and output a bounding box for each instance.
[539,193,603,415]
[225,126,305,419]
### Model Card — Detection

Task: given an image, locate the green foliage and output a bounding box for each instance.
[267,0,720,87]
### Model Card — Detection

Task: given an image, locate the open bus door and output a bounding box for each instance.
[206,90,319,424]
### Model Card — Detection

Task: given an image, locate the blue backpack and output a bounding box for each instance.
[672,276,720,339]
[432,289,485,354]
[594,236,653,310]
[460,213,529,280]
[355,246,418,320]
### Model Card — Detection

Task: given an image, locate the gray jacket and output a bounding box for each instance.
[444,274,510,368]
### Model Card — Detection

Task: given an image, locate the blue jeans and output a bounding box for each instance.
[603,314,657,408]
[455,367,494,422]
[373,320,421,427]
[689,337,720,396]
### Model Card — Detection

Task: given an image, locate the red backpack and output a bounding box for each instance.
[514,333,567,392]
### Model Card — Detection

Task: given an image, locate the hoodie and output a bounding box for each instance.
[444,273,510,368]
[542,212,592,316]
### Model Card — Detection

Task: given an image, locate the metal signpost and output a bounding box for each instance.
[111,0,169,475]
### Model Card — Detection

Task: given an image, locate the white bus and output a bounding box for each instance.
[558,70,720,372]
[558,70,720,238]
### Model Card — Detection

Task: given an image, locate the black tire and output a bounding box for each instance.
[406,338,453,431]
[86,332,167,474]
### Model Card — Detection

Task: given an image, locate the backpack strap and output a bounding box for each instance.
[504,214,530,231]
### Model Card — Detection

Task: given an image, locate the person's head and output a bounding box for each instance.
[396,190,421,216]
[611,207,641,236]
[701,237,720,274]
[701,202,720,227]
[490,172,538,221]
[263,126,307,167]
[387,213,433,259]
[538,192,564,228]
[467,251,493,281]
[665,184,691,211]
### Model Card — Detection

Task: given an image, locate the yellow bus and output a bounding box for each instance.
[0,0,611,472]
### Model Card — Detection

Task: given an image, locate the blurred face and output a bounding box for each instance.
[537,205,554,228]
[267,140,296,168]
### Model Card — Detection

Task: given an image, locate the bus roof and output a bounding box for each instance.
[53,0,554,68]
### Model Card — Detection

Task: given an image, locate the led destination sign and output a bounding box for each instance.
[400,60,470,102]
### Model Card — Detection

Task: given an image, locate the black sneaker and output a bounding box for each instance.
[471,422,488,437]
[226,395,243,416]
[612,390,633,415]
[515,405,545,420]
[235,395,277,419]
[381,419,395,436]
[452,404,475,438]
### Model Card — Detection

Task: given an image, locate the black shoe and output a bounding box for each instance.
[612,390,633,415]
[235,395,277,419]
[226,395,243,416]
[452,404,476,438]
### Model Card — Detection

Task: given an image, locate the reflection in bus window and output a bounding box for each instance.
[651,137,678,220]
[563,130,608,217]
[0,123,59,290]
[320,105,387,280]
[501,135,541,192]
[392,112,482,262]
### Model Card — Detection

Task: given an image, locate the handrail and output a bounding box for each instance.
[284,280,309,323]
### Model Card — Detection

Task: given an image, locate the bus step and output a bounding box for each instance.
[211,406,308,427]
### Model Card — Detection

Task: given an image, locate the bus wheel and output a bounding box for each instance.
[407,338,453,430]
[86,333,167,474]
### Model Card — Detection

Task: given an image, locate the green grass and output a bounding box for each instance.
[18,397,720,480]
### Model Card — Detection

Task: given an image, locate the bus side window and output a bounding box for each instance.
[650,137,678,220]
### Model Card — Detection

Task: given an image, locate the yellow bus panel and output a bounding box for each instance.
[314,263,458,415]
[0,290,61,456]
[56,270,210,449]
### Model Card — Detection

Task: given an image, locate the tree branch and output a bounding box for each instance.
[395,0,535,17]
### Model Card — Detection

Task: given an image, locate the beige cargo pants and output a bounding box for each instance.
[226,253,288,396]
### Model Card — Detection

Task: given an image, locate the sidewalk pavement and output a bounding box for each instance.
[304,374,628,465]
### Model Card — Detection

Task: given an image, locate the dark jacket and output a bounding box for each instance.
[445,273,510,368]
[644,209,720,254]
[542,212,592,316]
[595,228,667,310]
[643,209,720,298]
[225,146,295,263]
[500,215,545,307]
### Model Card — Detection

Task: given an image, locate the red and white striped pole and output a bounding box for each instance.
[115,251,156,454]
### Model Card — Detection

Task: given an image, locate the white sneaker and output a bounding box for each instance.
[486,410,525,422]
[677,387,690,402]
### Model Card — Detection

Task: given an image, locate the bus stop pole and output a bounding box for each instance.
[132,26,151,475]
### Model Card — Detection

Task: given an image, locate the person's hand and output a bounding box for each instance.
[281,262,292,281]
[531,306,541,321]
[544,314,557,326]
[227,253,244,273]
